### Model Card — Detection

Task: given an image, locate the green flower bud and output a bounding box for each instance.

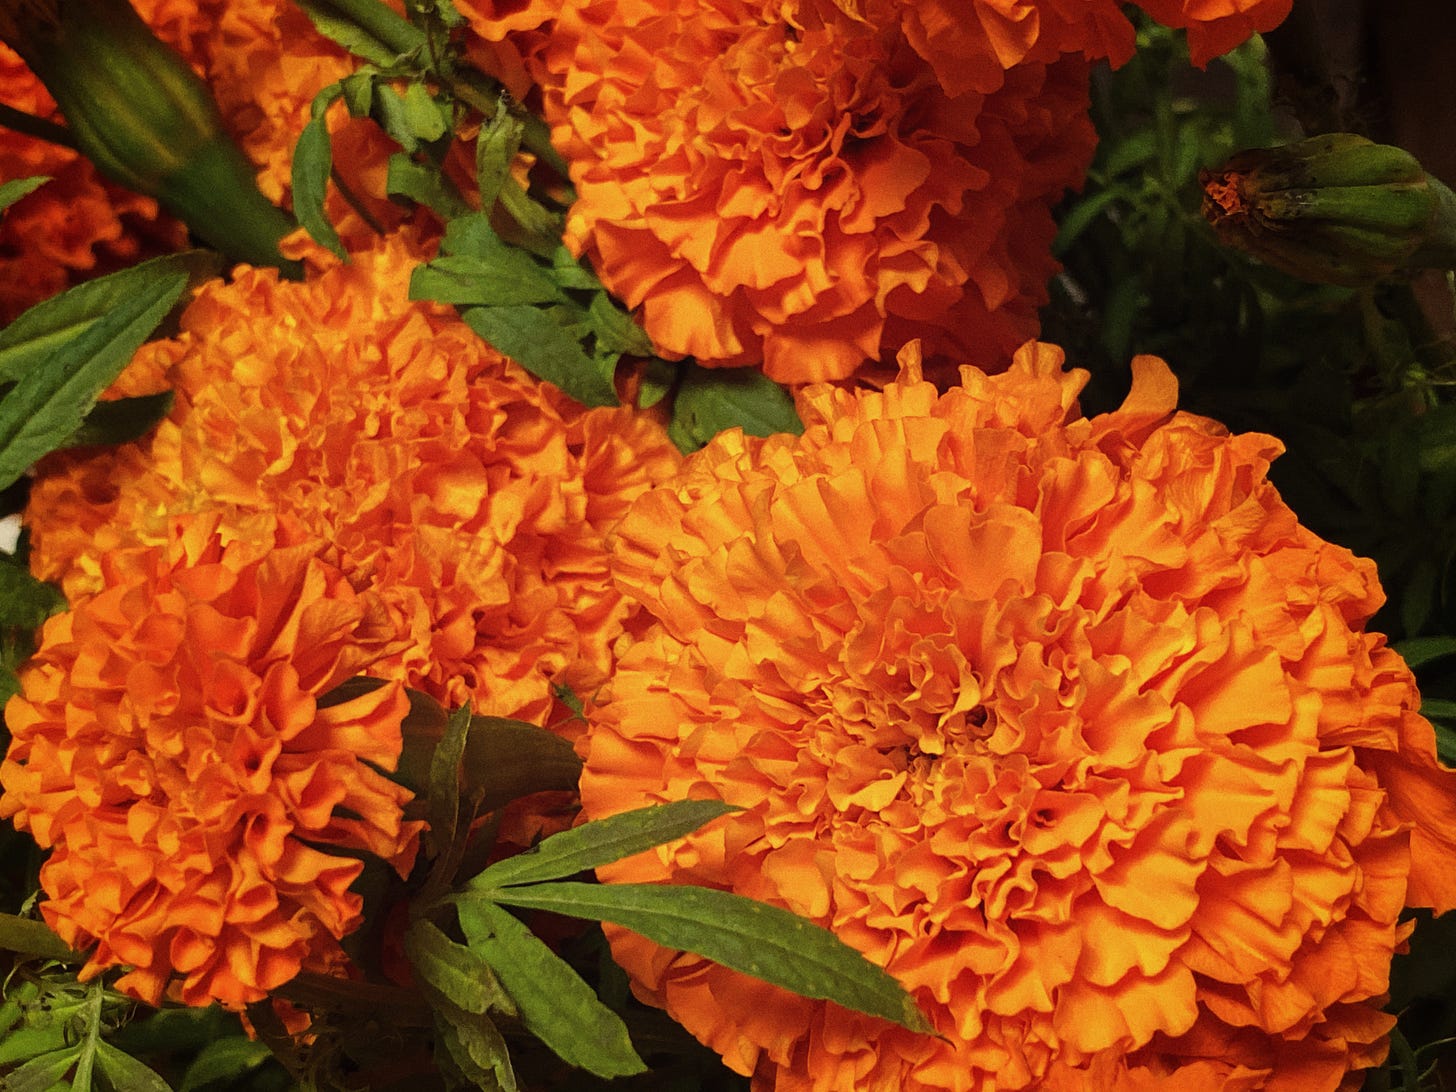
[1201,134,1456,287]
[0,0,300,273]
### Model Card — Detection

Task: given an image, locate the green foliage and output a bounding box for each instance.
[291,0,804,446]
[0,178,49,215]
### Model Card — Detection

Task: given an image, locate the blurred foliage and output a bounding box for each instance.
[1043,18,1456,1091]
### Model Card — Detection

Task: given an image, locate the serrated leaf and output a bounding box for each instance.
[386,156,472,221]
[293,85,347,259]
[0,560,65,630]
[427,704,472,852]
[0,252,213,385]
[411,254,565,307]
[0,177,49,215]
[92,1042,172,1092]
[63,391,174,450]
[405,918,513,1016]
[482,882,933,1033]
[0,266,188,491]
[455,898,646,1078]
[175,1037,272,1092]
[460,305,617,407]
[2,1046,81,1092]
[292,0,415,65]
[475,101,523,213]
[434,1010,516,1092]
[468,801,737,889]
[461,716,582,813]
[669,363,802,452]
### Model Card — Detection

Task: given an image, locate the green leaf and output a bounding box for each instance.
[460,305,617,407]
[0,560,65,631]
[636,358,676,409]
[0,252,212,385]
[461,716,583,813]
[386,155,472,221]
[411,254,565,307]
[1397,635,1456,669]
[481,882,933,1033]
[0,176,49,215]
[405,918,515,1017]
[668,363,802,452]
[434,1010,516,1092]
[468,801,737,889]
[93,1042,172,1092]
[401,81,450,144]
[63,391,174,449]
[1,1045,81,1092]
[1053,185,1133,255]
[427,704,473,854]
[340,70,378,117]
[0,1023,71,1068]
[291,0,415,65]
[176,1037,273,1092]
[293,85,347,259]
[587,292,654,357]
[0,913,79,962]
[455,898,646,1078]
[475,101,523,213]
[0,264,188,492]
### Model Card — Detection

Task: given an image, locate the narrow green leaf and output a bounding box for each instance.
[460,305,617,407]
[0,252,213,385]
[386,155,472,221]
[0,268,186,491]
[468,801,737,889]
[461,715,583,813]
[293,85,347,259]
[0,914,78,963]
[455,898,646,1078]
[587,292,654,356]
[428,705,473,854]
[0,176,49,214]
[669,363,802,452]
[176,1037,272,1092]
[1,1046,81,1092]
[636,358,676,409]
[0,1023,71,1068]
[411,255,565,307]
[404,918,513,1017]
[0,561,65,631]
[548,247,604,291]
[93,1041,172,1092]
[483,882,933,1033]
[434,1010,516,1092]
[1052,185,1133,255]
[340,70,378,117]
[63,391,174,449]
[1396,635,1456,670]
[475,101,523,213]
[291,0,415,65]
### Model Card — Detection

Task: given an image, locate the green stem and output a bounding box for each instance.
[71,980,105,1090]
[0,102,76,149]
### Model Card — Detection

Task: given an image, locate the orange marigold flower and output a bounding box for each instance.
[24,229,682,726]
[0,512,419,1008]
[510,0,1096,383]
[581,342,1456,1090]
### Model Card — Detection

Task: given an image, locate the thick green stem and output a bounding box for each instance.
[0,102,76,148]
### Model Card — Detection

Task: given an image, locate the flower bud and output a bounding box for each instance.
[1201,133,1456,286]
[0,0,300,273]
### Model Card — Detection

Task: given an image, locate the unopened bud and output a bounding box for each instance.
[1,0,300,273]
[1201,134,1456,286]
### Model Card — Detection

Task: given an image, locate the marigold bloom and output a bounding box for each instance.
[510,0,1096,383]
[582,343,1456,1090]
[24,230,682,726]
[0,513,419,1008]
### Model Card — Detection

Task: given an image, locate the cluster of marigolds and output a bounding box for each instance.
[4,0,1456,1089]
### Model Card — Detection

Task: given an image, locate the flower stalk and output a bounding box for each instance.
[0,0,300,274]
[1201,133,1456,286]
